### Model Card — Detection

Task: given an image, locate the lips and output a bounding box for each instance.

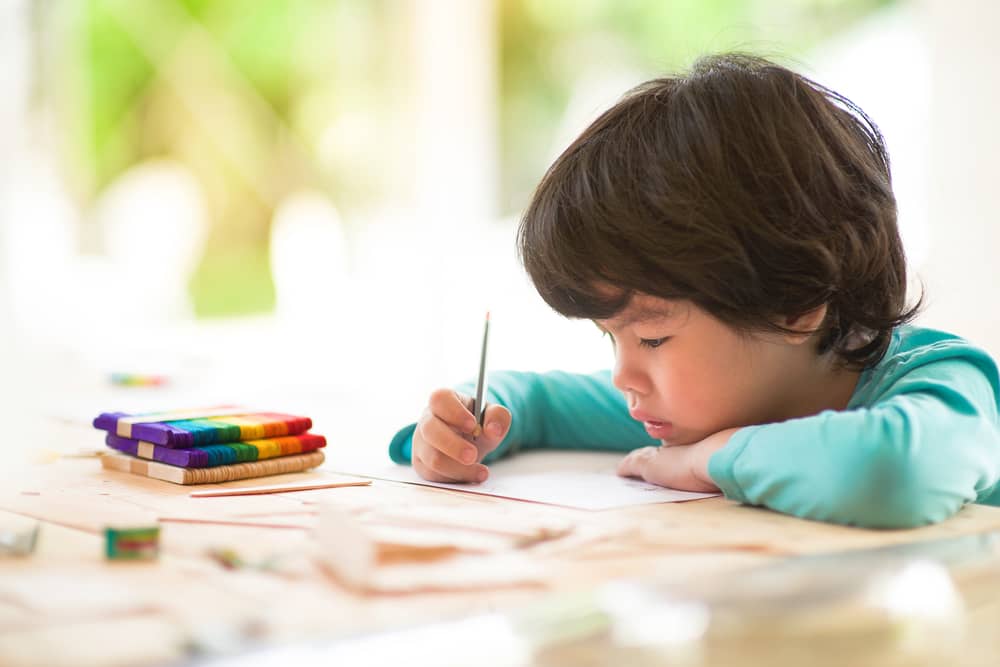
[630,409,662,423]
[630,410,673,439]
[642,421,673,439]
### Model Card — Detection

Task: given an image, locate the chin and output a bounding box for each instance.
[660,433,701,447]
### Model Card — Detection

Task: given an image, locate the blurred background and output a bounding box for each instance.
[1,0,998,461]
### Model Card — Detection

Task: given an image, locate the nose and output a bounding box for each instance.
[612,345,650,396]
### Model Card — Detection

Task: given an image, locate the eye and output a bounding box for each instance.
[639,337,670,349]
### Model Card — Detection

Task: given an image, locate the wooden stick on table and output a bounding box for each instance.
[190,480,372,498]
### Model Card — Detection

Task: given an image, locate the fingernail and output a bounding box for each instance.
[461,448,477,464]
[477,469,488,482]
[487,422,502,438]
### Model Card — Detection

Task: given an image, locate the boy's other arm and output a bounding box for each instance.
[707,359,1000,529]
[389,370,658,464]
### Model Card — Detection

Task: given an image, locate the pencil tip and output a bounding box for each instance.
[485,310,491,321]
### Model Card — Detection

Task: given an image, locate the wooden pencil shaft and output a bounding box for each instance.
[190,480,372,498]
[472,312,490,427]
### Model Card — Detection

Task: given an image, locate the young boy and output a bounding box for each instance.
[388,53,1000,529]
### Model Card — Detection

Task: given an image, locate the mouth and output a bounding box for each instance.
[631,410,673,439]
[642,420,673,439]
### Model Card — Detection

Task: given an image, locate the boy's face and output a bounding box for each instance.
[595,294,814,446]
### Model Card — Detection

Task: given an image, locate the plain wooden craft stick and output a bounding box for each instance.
[190,480,372,498]
[159,517,308,530]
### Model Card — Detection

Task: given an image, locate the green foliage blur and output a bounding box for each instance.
[499,0,896,212]
[57,0,894,318]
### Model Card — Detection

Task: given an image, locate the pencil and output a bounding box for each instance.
[471,311,491,437]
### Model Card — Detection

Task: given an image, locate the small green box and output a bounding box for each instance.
[105,526,160,560]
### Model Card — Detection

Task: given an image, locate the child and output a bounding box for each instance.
[388,53,1000,529]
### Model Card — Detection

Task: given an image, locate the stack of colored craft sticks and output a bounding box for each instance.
[94,408,327,484]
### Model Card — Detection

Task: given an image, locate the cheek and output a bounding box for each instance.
[651,356,715,410]
[663,345,760,426]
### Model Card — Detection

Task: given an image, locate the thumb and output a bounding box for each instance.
[474,404,512,458]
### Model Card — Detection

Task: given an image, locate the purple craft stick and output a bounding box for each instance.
[105,435,206,467]
[129,422,195,448]
[93,412,195,447]
[92,412,122,432]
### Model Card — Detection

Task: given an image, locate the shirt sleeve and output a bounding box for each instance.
[388,369,659,464]
[708,358,1000,528]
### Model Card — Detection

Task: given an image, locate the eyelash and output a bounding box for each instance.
[600,330,670,349]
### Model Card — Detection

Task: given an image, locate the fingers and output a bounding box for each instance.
[472,404,512,460]
[412,389,513,484]
[412,389,490,484]
[428,388,479,434]
[419,413,480,466]
[413,449,489,484]
[616,446,662,481]
[617,446,712,492]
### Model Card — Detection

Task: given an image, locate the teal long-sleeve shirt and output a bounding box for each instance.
[388,326,1000,528]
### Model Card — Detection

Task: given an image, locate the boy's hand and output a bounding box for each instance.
[411,388,512,484]
[616,428,738,493]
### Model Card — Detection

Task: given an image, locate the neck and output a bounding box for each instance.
[779,354,861,421]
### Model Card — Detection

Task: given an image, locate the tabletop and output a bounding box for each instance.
[3,450,1000,667]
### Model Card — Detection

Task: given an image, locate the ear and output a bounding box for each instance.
[779,304,827,345]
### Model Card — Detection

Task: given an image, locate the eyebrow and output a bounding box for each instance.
[598,305,675,332]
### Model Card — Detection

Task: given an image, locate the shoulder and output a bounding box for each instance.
[890,326,997,375]
[853,326,1000,411]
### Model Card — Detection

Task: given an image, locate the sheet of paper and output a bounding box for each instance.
[328,449,717,510]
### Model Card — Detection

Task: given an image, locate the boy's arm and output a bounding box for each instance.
[388,370,658,464]
[705,359,1000,528]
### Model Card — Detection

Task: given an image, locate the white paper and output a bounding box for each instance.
[328,450,718,510]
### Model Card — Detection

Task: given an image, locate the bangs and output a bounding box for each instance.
[518,217,633,320]
[517,163,674,320]
[516,104,687,321]
[537,275,633,321]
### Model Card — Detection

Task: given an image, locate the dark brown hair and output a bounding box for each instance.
[517,53,919,369]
